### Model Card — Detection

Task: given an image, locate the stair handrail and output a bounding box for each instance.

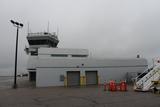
[135,68,151,82]
[135,65,160,88]
[143,70,160,90]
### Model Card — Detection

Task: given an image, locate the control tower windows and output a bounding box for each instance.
[28,40,57,47]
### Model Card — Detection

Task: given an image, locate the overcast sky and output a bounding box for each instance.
[0,0,160,75]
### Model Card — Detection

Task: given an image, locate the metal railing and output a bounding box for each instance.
[135,65,160,90]
[135,67,152,82]
[27,32,58,39]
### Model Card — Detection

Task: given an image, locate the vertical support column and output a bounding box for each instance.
[97,75,100,85]
[80,76,86,87]
[80,69,86,87]
[80,76,83,86]
[64,76,67,87]
[83,76,86,86]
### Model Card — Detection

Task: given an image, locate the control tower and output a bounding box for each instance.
[25,32,59,81]
[26,32,59,55]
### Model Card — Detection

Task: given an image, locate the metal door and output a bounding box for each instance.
[67,71,80,86]
[86,71,98,85]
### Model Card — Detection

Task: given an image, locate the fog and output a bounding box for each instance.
[0,0,160,75]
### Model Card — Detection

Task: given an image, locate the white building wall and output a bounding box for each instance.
[38,48,89,56]
[31,48,148,87]
[27,56,38,69]
[36,58,147,68]
[36,68,65,87]
[36,66,146,87]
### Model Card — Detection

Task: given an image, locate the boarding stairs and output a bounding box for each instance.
[134,64,160,91]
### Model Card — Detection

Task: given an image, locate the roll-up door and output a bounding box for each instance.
[67,71,80,86]
[86,71,98,85]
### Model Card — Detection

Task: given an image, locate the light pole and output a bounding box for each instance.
[10,20,23,89]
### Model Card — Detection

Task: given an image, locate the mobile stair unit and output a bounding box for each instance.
[134,64,160,91]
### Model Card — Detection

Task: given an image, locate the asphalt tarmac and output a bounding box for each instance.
[0,79,159,107]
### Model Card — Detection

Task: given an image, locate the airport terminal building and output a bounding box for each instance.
[26,32,148,87]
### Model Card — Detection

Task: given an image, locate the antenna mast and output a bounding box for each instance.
[57,26,59,36]
[27,22,30,34]
[47,21,50,33]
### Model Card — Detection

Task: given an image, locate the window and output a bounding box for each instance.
[72,55,87,57]
[60,75,65,81]
[31,51,38,56]
[51,54,68,57]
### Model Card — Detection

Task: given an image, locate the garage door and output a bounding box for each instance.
[86,71,98,85]
[67,71,80,86]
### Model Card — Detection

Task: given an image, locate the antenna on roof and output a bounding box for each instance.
[27,22,30,34]
[57,26,59,36]
[47,21,50,33]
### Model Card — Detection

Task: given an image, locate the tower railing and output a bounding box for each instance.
[27,32,58,39]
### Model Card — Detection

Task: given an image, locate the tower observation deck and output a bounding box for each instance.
[26,32,59,56]
[27,32,59,48]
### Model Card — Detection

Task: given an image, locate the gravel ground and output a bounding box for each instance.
[0,79,159,107]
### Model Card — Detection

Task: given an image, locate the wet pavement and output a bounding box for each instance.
[0,76,35,89]
[0,78,159,107]
[0,76,13,88]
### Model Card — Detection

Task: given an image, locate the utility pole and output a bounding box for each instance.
[10,20,23,89]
